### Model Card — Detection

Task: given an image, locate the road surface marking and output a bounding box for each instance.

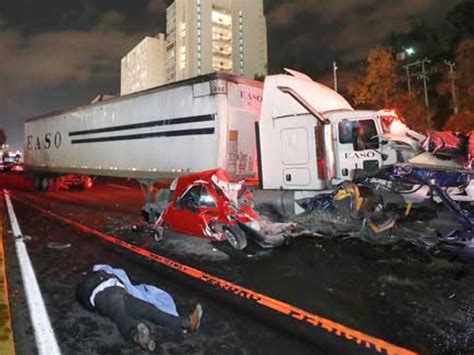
[22,197,417,355]
[3,190,61,355]
[106,183,131,190]
[0,199,15,355]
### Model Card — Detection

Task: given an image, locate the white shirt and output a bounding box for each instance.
[90,278,125,307]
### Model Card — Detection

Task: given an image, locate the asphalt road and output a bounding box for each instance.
[2,173,474,354]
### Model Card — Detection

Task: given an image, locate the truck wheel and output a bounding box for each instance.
[41,177,49,191]
[34,176,42,191]
[223,225,247,250]
[48,178,58,191]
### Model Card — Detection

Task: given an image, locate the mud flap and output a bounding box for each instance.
[238,222,286,249]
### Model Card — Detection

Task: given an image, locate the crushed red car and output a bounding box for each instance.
[153,169,291,250]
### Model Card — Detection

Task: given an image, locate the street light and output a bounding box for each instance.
[396,46,416,61]
[405,47,415,56]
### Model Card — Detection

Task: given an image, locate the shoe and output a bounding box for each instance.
[188,304,203,332]
[134,323,156,352]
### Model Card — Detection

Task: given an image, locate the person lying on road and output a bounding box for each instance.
[76,264,203,351]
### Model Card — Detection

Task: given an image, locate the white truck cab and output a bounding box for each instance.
[258,70,422,192]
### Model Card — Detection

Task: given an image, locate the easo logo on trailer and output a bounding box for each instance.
[26,132,62,150]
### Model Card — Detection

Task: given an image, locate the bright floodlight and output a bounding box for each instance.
[405,47,415,56]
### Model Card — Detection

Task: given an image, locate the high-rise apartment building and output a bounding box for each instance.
[121,34,167,95]
[165,0,267,82]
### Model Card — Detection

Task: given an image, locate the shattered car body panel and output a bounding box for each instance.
[422,131,474,169]
[385,163,474,242]
[390,164,471,187]
[386,160,474,204]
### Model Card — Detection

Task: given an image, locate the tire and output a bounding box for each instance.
[223,225,247,250]
[49,178,58,191]
[153,228,164,242]
[34,176,42,191]
[41,177,49,191]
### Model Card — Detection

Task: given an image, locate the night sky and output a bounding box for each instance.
[0,0,462,148]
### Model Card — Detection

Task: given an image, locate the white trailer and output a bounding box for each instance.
[24,73,263,190]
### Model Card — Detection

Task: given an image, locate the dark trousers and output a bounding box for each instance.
[94,286,188,340]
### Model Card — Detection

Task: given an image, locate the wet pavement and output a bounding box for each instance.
[1,173,474,354]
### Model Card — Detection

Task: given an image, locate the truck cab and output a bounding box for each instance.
[258,70,421,192]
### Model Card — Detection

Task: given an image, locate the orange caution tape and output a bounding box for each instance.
[26,201,416,355]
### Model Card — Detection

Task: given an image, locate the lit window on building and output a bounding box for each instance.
[212,42,231,55]
[212,27,232,41]
[212,56,232,72]
[212,9,232,26]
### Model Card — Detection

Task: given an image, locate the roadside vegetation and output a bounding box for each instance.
[351,0,473,133]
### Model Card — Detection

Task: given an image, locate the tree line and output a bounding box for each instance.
[348,0,473,133]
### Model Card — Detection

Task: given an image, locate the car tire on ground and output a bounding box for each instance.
[223,225,247,250]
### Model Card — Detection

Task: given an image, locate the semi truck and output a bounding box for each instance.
[24,69,423,215]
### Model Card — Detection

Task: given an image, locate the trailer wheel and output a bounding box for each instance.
[48,178,58,191]
[41,177,49,191]
[223,225,247,250]
[34,176,42,191]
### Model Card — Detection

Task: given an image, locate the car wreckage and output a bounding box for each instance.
[147,129,473,252]
[152,169,293,250]
[301,129,474,253]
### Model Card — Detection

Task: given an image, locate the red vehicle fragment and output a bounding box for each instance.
[10,164,24,173]
[422,131,474,168]
[153,169,286,250]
